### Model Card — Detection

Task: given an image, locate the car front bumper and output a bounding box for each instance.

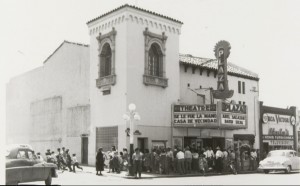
[258,165,287,170]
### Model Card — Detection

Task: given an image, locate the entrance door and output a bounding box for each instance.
[81,137,88,164]
[138,138,148,153]
[212,137,225,150]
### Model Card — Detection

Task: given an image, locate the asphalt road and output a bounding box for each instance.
[22,167,300,185]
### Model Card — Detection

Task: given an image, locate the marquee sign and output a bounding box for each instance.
[212,40,234,99]
[172,102,247,129]
[173,104,218,128]
[221,102,247,127]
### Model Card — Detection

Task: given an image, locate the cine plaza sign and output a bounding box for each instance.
[172,102,248,129]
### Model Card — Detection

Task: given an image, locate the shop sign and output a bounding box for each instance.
[264,140,294,146]
[262,113,294,147]
[262,135,294,140]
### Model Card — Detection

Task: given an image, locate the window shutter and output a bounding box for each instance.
[238,81,241,94]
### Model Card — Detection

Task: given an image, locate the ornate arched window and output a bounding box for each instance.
[96,27,117,90]
[100,43,112,77]
[148,43,163,77]
[143,28,168,88]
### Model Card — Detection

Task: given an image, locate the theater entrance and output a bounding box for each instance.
[184,137,225,151]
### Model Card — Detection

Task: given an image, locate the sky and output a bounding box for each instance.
[0,0,300,183]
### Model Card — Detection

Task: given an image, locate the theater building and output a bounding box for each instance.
[6,4,260,166]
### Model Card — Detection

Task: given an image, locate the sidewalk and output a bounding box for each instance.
[78,165,259,179]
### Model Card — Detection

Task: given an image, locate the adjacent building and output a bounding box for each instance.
[7,4,261,166]
[258,103,297,159]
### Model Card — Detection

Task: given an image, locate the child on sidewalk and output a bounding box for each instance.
[72,154,83,173]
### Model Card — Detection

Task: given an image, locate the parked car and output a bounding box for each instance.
[6,144,58,185]
[258,150,300,174]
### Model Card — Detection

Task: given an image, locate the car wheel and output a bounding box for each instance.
[264,170,269,174]
[45,173,52,185]
[285,165,291,174]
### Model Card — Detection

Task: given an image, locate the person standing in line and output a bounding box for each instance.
[112,151,120,173]
[249,149,257,171]
[122,148,129,172]
[235,148,241,172]
[191,149,199,172]
[215,146,223,173]
[166,147,173,174]
[65,149,73,172]
[46,149,52,163]
[173,148,178,173]
[184,146,192,174]
[149,149,156,173]
[159,148,167,174]
[241,150,246,171]
[119,152,124,171]
[132,148,143,179]
[96,148,105,176]
[72,153,83,173]
[222,148,228,172]
[204,147,215,170]
[176,148,185,175]
[49,151,57,164]
[143,149,151,173]
[154,149,161,174]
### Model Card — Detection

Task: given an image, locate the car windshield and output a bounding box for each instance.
[267,151,286,157]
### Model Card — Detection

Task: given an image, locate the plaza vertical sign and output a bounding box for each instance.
[212,40,234,100]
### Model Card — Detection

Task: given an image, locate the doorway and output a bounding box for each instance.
[81,137,88,165]
[138,138,148,153]
[212,137,225,150]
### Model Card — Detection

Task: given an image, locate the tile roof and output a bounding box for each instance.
[87,4,183,25]
[179,54,259,80]
[43,40,89,64]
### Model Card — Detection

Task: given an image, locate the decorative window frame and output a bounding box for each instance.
[143,27,168,88]
[96,27,117,90]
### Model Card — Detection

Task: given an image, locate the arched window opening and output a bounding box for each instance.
[100,43,112,77]
[148,43,163,77]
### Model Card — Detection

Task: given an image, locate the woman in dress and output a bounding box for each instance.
[96,148,105,176]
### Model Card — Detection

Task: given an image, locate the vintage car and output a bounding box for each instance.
[258,150,300,174]
[6,144,58,185]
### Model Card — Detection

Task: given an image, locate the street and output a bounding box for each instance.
[22,166,300,185]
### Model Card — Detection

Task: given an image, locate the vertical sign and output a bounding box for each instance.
[212,40,234,99]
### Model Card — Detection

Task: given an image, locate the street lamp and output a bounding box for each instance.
[123,103,141,176]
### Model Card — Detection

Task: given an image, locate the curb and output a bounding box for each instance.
[122,171,259,179]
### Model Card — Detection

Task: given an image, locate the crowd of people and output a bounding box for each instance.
[95,145,259,178]
[34,147,83,173]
